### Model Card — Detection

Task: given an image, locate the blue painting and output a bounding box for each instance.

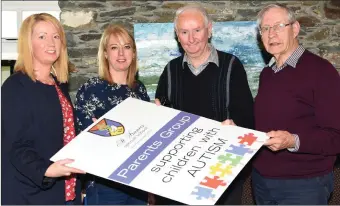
[134,22,266,100]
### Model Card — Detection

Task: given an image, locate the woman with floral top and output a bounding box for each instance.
[74,24,152,205]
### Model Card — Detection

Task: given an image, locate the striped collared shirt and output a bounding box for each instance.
[268,45,306,152]
[268,45,306,73]
[182,44,219,76]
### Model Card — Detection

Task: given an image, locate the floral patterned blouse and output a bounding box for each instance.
[74,77,150,132]
[54,84,76,201]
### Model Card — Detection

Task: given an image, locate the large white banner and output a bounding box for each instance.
[51,97,268,205]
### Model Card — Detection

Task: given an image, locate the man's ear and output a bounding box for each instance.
[292,21,300,39]
[208,22,213,38]
[175,29,180,42]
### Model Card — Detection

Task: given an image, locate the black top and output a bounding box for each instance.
[156,50,254,129]
[182,61,219,120]
[75,77,150,132]
[1,72,81,204]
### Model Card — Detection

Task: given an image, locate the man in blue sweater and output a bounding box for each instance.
[253,3,340,205]
[155,3,254,205]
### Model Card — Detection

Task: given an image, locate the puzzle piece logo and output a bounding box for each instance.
[191,186,216,200]
[200,176,227,189]
[218,153,243,166]
[225,144,254,156]
[238,133,257,146]
[88,118,125,137]
[210,163,232,177]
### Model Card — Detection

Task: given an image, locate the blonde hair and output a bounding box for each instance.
[98,24,137,88]
[14,13,69,83]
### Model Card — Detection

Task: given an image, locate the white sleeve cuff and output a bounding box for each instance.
[287,134,300,152]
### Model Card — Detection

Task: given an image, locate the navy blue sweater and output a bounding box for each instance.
[156,50,254,129]
[253,50,340,178]
[1,72,81,204]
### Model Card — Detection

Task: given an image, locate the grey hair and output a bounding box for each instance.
[174,4,211,31]
[257,3,296,27]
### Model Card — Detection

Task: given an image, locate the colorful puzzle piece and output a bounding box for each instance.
[191,186,216,200]
[200,176,227,189]
[225,144,254,156]
[238,133,257,146]
[210,163,233,177]
[218,153,243,166]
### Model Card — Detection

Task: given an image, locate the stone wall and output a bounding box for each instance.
[59,0,340,102]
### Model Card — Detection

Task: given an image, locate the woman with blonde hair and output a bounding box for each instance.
[74,24,150,204]
[1,13,85,204]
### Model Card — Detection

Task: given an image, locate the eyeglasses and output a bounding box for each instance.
[259,23,293,35]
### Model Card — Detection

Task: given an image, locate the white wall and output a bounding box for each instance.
[1,1,61,60]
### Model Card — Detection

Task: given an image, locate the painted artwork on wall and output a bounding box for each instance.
[134,22,267,100]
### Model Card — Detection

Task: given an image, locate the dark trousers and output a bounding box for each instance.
[215,173,245,205]
[252,168,334,205]
[85,176,147,205]
[65,200,74,205]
